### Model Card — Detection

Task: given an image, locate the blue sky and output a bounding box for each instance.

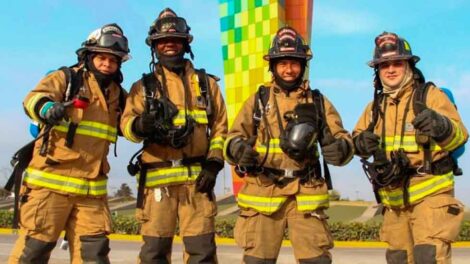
[1,0,469,204]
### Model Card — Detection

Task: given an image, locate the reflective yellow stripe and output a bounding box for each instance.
[54,120,117,142]
[209,136,224,151]
[123,116,141,143]
[256,138,283,154]
[443,121,465,151]
[379,171,453,207]
[25,94,46,122]
[237,193,287,214]
[137,165,202,187]
[192,73,201,97]
[384,135,441,152]
[173,110,208,125]
[24,167,107,196]
[296,194,330,211]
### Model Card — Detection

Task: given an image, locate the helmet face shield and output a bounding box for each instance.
[155,16,190,35]
[95,32,129,53]
[77,23,131,62]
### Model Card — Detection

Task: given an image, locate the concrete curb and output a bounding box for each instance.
[2,228,470,248]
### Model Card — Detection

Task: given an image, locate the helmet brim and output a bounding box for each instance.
[263,53,312,61]
[368,54,420,67]
[76,47,131,62]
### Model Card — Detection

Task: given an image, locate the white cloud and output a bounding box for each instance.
[314,6,380,35]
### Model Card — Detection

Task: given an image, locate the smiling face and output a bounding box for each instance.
[92,53,119,75]
[274,59,302,82]
[155,37,184,56]
[378,59,408,89]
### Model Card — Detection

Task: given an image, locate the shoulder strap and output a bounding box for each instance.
[195,68,214,127]
[311,89,326,130]
[413,81,434,116]
[311,89,333,190]
[252,85,270,136]
[141,72,163,113]
[58,66,83,102]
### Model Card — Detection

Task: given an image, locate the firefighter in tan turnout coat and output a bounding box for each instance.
[9,23,130,264]
[120,8,227,264]
[353,32,468,264]
[224,26,354,264]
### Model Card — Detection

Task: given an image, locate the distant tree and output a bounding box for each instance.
[114,183,133,198]
[329,189,341,201]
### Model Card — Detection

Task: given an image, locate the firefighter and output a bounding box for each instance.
[353,32,468,264]
[9,23,130,264]
[224,26,354,264]
[120,8,227,263]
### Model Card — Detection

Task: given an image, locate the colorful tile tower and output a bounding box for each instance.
[219,0,314,195]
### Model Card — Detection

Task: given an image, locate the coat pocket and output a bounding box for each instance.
[234,209,259,249]
[427,196,464,242]
[19,189,52,232]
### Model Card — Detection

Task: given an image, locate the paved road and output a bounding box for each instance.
[1,234,470,263]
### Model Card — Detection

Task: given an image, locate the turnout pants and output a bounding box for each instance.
[380,192,464,264]
[9,187,112,264]
[234,196,334,264]
[137,184,218,264]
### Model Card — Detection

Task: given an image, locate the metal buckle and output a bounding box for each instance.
[284,169,294,178]
[171,159,182,167]
[416,165,426,175]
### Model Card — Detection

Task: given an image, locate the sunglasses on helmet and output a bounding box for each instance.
[154,16,189,34]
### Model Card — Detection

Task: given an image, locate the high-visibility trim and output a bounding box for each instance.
[192,74,201,97]
[256,138,283,154]
[54,120,117,142]
[137,165,202,187]
[442,120,466,151]
[379,171,454,207]
[123,116,141,143]
[209,136,224,151]
[173,110,208,126]
[25,94,47,122]
[296,194,330,211]
[24,167,107,196]
[384,135,441,152]
[237,193,287,214]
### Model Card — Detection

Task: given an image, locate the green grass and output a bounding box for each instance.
[326,205,368,223]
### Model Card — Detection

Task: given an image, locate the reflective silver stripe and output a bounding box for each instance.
[138,165,202,187]
[237,193,287,214]
[379,172,453,207]
[54,120,117,142]
[24,167,107,196]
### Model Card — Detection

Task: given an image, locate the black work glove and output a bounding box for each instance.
[354,131,381,158]
[228,136,259,167]
[293,103,317,123]
[412,102,452,142]
[196,159,224,198]
[320,127,350,166]
[133,111,157,137]
[40,101,67,125]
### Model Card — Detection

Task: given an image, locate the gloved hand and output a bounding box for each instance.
[354,131,380,157]
[320,127,350,166]
[40,101,67,125]
[133,111,157,137]
[412,102,452,142]
[293,103,317,123]
[228,136,259,167]
[196,159,224,199]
